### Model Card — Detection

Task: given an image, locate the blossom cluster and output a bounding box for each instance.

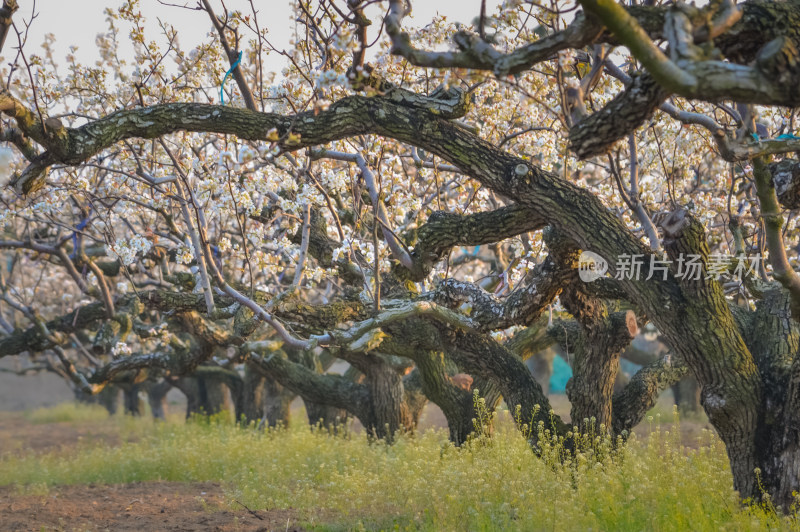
[107,235,153,266]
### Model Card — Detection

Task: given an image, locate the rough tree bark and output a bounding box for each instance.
[329,351,417,441]
[739,287,800,506]
[414,350,476,444]
[544,230,639,430]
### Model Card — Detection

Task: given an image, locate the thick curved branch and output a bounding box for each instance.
[0,300,109,356]
[0,126,37,160]
[139,290,232,313]
[772,159,800,210]
[243,342,370,416]
[273,297,367,335]
[579,0,800,107]
[88,339,216,387]
[569,1,800,159]
[88,351,173,385]
[0,91,47,149]
[612,355,688,435]
[720,136,800,163]
[447,327,568,435]
[568,71,667,159]
[384,1,762,77]
[180,310,235,346]
[0,86,468,194]
[400,205,546,281]
[328,300,476,353]
[385,0,602,76]
[0,290,234,357]
[504,316,559,361]
[383,316,567,437]
[430,254,565,331]
[752,156,800,320]
[601,61,800,164]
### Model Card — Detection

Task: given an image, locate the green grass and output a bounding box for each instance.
[1,403,797,531]
[24,402,112,424]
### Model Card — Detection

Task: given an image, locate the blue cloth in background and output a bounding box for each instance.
[549,355,572,393]
[548,355,643,394]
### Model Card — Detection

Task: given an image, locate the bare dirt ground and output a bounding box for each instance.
[0,481,307,531]
[0,412,315,531]
[0,412,126,455]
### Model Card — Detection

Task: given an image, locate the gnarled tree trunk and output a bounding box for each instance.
[241,361,296,427]
[262,376,294,428]
[145,379,172,420]
[241,363,267,424]
[119,382,142,416]
[361,354,414,440]
[173,373,231,418]
[736,287,800,508]
[415,350,476,444]
[304,400,348,432]
[76,384,120,415]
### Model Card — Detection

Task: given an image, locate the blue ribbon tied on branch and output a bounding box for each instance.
[751,132,800,142]
[220,50,243,105]
[70,211,91,259]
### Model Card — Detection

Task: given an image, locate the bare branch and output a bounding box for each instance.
[292,203,312,287]
[384,0,602,77]
[175,179,216,316]
[313,149,414,270]
[627,134,661,252]
[82,256,115,317]
[200,0,257,111]
[430,254,566,331]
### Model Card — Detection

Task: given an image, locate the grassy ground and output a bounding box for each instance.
[0,402,797,531]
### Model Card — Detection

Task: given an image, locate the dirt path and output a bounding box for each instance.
[0,412,126,456]
[0,481,307,531]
